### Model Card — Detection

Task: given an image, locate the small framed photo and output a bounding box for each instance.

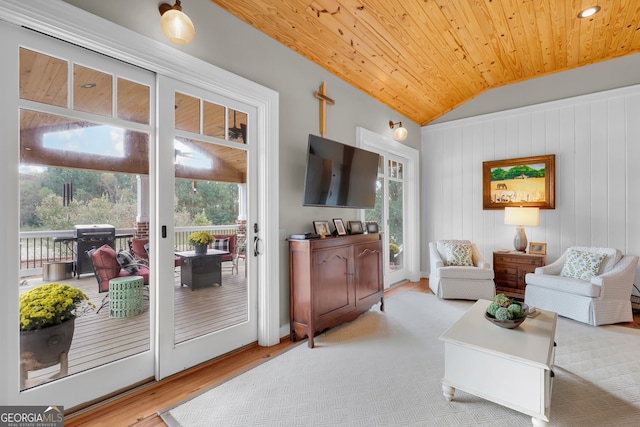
[348,221,364,234]
[366,222,379,233]
[313,220,331,237]
[333,218,347,236]
[529,242,547,255]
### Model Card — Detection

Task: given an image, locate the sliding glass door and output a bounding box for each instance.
[9,23,155,405]
[156,76,258,379]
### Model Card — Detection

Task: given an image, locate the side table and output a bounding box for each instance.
[493,251,546,299]
[109,276,144,318]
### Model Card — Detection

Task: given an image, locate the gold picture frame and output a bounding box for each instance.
[529,242,547,255]
[483,154,555,210]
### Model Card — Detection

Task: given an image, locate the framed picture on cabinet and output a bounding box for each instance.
[366,222,379,233]
[313,221,330,237]
[482,154,555,210]
[333,218,347,236]
[529,242,547,255]
[348,221,364,234]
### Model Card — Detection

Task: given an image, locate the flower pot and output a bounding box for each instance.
[194,244,208,255]
[20,318,75,371]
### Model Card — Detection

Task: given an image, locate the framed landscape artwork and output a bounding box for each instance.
[483,154,555,210]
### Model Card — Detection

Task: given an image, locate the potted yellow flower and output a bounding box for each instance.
[20,283,95,374]
[188,231,214,255]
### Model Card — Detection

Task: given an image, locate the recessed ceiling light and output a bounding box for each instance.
[578,6,601,18]
[80,83,96,89]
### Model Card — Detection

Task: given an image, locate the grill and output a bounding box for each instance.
[74,224,116,277]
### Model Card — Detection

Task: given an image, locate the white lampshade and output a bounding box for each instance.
[504,207,539,226]
[393,126,408,141]
[160,8,195,46]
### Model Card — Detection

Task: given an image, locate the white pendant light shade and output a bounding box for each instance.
[159,2,195,46]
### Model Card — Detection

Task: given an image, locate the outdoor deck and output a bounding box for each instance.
[20,261,247,390]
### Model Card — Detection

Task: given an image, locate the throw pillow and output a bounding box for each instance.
[116,250,139,275]
[560,248,607,280]
[443,242,474,266]
[213,237,230,253]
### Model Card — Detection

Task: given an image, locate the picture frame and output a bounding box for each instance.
[366,222,379,233]
[312,220,331,237]
[482,154,555,210]
[529,242,547,255]
[333,218,347,236]
[348,221,364,234]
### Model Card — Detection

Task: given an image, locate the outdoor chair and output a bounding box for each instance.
[87,244,150,313]
[211,234,238,274]
[129,237,181,268]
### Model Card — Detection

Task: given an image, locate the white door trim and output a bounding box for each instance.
[356,127,421,282]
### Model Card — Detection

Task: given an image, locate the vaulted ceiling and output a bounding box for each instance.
[210,0,640,125]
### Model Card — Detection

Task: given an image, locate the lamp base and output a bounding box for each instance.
[513,226,528,252]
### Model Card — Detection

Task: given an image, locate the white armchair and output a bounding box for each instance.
[429,240,495,300]
[525,246,639,326]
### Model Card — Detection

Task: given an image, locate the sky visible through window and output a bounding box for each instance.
[43,125,125,157]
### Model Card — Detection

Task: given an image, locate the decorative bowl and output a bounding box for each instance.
[485,303,528,329]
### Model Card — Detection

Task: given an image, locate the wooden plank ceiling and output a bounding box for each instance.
[209,0,640,125]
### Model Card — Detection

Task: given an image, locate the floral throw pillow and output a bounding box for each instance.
[560,248,607,280]
[443,242,474,266]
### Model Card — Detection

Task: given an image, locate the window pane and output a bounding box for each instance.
[227,109,247,144]
[20,48,67,107]
[117,77,150,124]
[388,180,403,271]
[19,109,150,390]
[175,92,200,133]
[203,101,225,139]
[73,64,112,117]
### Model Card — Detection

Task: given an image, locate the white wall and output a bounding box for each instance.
[422,84,640,294]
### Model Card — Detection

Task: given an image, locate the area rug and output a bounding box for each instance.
[159,292,640,426]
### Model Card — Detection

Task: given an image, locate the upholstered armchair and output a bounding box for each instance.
[429,240,496,300]
[525,246,639,326]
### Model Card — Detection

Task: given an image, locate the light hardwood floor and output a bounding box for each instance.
[64,278,639,426]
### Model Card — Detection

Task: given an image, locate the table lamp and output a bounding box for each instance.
[504,207,539,252]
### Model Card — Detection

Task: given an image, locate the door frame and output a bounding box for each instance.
[356,127,421,284]
[0,0,280,408]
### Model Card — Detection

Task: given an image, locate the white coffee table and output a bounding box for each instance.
[439,299,557,426]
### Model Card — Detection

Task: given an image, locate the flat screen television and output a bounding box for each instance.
[302,134,379,209]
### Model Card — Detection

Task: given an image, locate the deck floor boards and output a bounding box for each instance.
[20,262,247,389]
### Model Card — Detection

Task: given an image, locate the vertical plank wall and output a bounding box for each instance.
[421,84,640,295]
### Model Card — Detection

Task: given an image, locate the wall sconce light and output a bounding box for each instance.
[389,121,408,141]
[504,207,539,252]
[159,0,195,46]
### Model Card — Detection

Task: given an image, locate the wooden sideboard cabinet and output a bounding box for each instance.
[493,251,547,299]
[289,233,384,348]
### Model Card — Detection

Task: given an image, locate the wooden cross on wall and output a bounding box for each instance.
[314,82,335,137]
